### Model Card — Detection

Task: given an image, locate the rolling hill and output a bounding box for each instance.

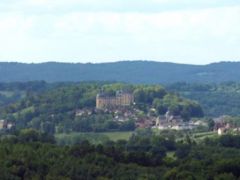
[0,61,240,83]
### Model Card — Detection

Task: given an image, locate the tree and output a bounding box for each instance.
[41,121,55,134]
[207,118,215,131]
[214,173,236,180]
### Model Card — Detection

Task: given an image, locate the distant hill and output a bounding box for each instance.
[167,82,240,117]
[0,61,240,83]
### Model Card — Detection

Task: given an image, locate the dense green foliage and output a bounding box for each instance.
[1,61,240,83]
[0,82,203,133]
[0,81,49,107]
[167,82,240,117]
[55,131,133,145]
[134,86,203,119]
[1,129,240,179]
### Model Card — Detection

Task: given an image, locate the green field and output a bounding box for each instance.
[152,128,218,142]
[99,131,133,141]
[55,130,218,145]
[192,131,218,140]
[55,131,133,145]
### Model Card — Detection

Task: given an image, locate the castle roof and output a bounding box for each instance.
[97,92,115,98]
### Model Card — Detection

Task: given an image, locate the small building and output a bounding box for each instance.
[217,128,226,135]
[0,119,14,130]
[0,120,7,129]
[75,109,92,117]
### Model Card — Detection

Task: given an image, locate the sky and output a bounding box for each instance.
[0,0,239,64]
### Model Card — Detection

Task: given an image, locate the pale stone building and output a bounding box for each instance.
[96,90,134,109]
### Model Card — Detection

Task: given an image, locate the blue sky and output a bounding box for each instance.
[0,0,239,64]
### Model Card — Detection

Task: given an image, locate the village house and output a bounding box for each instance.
[75,109,93,117]
[154,111,202,130]
[0,119,7,129]
[0,119,14,130]
[213,116,232,135]
[136,117,156,128]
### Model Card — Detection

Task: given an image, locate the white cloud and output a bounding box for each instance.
[0,0,239,14]
[0,1,239,64]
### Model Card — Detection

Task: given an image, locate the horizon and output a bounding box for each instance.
[0,60,240,66]
[0,0,239,64]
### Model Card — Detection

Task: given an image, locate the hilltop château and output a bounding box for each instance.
[96,90,134,109]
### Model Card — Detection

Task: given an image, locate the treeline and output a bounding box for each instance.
[0,82,203,133]
[167,82,240,117]
[0,81,71,107]
[0,81,110,107]
[1,129,240,179]
[0,81,48,107]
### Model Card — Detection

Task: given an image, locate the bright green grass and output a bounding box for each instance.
[56,131,133,141]
[57,131,133,141]
[55,132,109,145]
[193,131,217,139]
[55,131,133,145]
[99,131,133,141]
